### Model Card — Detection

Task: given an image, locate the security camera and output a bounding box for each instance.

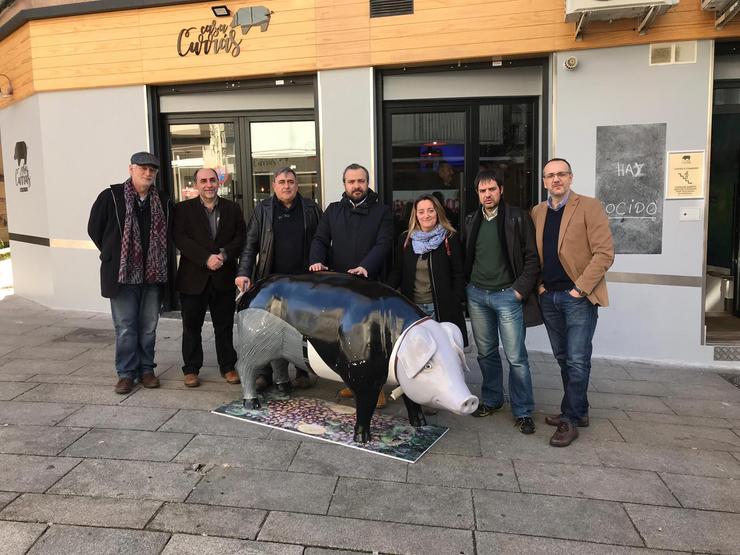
[563,56,578,70]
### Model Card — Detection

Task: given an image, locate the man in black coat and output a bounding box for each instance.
[88,152,173,394]
[235,166,322,389]
[174,168,246,388]
[463,169,541,434]
[308,163,393,280]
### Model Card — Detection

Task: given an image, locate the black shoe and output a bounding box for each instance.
[514,416,536,434]
[472,404,502,418]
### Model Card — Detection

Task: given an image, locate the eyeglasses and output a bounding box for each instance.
[543,171,571,180]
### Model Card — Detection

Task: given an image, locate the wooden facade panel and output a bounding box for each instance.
[0,25,34,106]
[143,57,319,85]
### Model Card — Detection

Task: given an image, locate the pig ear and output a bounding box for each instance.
[397,326,437,379]
[440,322,470,373]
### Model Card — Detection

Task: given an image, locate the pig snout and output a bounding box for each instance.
[457,395,479,415]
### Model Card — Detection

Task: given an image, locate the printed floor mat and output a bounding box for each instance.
[212,393,448,463]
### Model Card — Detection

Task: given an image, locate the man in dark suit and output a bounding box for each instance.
[173,167,246,387]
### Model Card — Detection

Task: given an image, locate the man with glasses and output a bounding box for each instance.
[531,158,614,447]
[236,167,322,390]
[174,167,246,388]
[88,152,173,394]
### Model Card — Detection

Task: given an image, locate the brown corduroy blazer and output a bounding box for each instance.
[531,191,614,307]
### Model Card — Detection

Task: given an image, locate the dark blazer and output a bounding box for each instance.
[237,194,322,281]
[463,201,542,327]
[387,231,468,346]
[173,197,246,295]
[87,183,173,299]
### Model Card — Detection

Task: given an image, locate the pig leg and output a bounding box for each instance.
[352,385,382,444]
[401,394,427,427]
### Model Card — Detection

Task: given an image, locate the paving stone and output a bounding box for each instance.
[595,441,740,478]
[328,477,474,529]
[259,511,475,555]
[0,372,36,382]
[56,404,178,431]
[0,401,82,426]
[288,442,407,482]
[49,459,201,501]
[27,525,170,555]
[0,358,87,375]
[478,429,603,465]
[0,454,81,493]
[663,397,740,419]
[626,367,731,386]
[122,388,237,410]
[624,410,735,428]
[188,466,336,513]
[476,531,679,554]
[535,404,630,422]
[27,373,116,386]
[9,345,91,361]
[0,521,47,555]
[61,428,193,462]
[625,504,740,554]
[147,502,266,540]
[406,453,517,491]
[0,425,88,456]
[660,472,740,511]
[590,378,670,396]
[0,493,161,528]
[158,409,271,438]
[70,361,118,377]
[474,490,642,546]
[0,382,38,400]
[304,549,373,555]
[664,382,740,402]
[427,429,481,456]
[611,419,740,451]
[515,461,678,505]
[0,491,18,510]
[161,534,302,555]
[0,334,54,347]
[587,392,672,413]
[14,383,130,405]
[174,435,297,470]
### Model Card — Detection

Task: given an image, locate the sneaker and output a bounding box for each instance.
[471,404,502,418]
[549,421,579,447]
[140,373,160,389]
[514,416,536,434]
[114,377,133,394]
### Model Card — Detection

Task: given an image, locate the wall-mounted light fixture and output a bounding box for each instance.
[0,74,13,98]
[211,5,231,17]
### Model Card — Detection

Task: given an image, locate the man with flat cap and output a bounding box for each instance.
[88,152,173,394]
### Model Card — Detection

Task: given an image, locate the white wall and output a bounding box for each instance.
[542,42,716,364]
[317,68,376,205]
[0,85,151,311]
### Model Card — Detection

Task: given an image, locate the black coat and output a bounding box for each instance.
[463,202,542,327]
[87,183,173,299]
[173,197,246,295]
[387,231,468,345]
[237,194,322,281]
[309,190,394,281]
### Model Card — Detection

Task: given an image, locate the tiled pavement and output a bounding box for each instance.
[0,294,739,554]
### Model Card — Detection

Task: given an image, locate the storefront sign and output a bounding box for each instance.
[176,6,272,58]
[666,151,704,199]
[13,141,30,192]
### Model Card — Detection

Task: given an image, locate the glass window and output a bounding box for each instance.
[250,121,318,209]
[168,122,236,202]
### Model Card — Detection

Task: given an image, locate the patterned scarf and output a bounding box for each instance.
[118,178,168,284]
[411,224,447,255]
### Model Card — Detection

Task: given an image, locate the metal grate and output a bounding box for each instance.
[714,346,740,361]
[370,0,413,18]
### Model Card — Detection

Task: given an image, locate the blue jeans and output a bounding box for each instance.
[539,290,599,424]
[110,284,162,380]
[417,302,436,319]
[467,284,534,418]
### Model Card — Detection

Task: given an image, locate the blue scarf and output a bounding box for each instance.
[411,225,447,255]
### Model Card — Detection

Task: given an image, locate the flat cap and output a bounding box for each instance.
[130,152,160,168]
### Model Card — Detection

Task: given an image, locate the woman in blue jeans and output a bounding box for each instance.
[387,194,467,345]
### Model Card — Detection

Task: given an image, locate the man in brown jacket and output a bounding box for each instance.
[531,158,614,447]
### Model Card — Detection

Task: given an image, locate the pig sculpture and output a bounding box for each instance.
[235,272,479,443]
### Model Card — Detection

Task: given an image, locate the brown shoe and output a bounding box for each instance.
[114,377,133,394]
[140,373,160,389]
[223,370,241,385]
[338,387,354,399]
[545,414,589,427]
[549,421,579,447]
[184,373,200,388]
[255,374,272,392]
[376,390,386,409]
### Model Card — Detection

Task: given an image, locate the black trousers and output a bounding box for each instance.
[180,279,237,375]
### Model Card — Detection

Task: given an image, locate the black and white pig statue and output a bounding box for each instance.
[235,272,479,443]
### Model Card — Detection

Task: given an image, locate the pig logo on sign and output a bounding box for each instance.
[230,6,272,35]
[13,141,30,192]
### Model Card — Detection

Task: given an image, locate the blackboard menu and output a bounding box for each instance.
[595,123,665,254]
